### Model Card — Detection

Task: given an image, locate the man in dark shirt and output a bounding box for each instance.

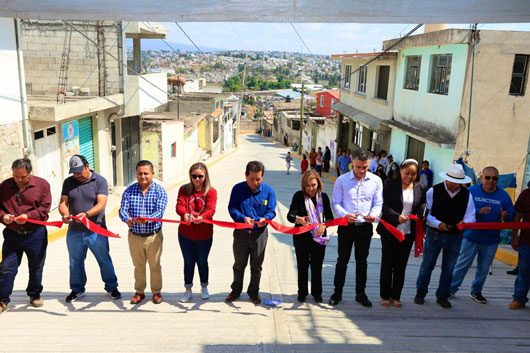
[59,155,120,303]
[510,183,530,309]
[225,161,277,304]
[0,158,51,313]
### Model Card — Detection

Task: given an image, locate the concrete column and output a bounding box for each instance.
[96,111,113,184]
[115,118,124,186]
[133,38,141,74]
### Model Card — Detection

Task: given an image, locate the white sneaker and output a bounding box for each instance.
[180,290,192,303]
[201,287,210,300]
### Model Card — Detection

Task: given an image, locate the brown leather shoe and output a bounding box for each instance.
[509,300,525,310]
[0,301,8,313]
[130,293,145,305]
[250,294,261,305]
[152,293,163,304]
[224,293,239,302]
[30,295,44,308]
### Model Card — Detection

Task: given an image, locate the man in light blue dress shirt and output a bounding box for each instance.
[330,149,383,307]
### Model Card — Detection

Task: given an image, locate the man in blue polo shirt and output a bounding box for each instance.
[59,155,120,302]
[337,150,350,175]
[450,166,514,304]
[225,160,277,304]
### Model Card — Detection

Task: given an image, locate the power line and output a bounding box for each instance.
[290,23,313,55]
[175,22,204,55]
[63,20,170,98]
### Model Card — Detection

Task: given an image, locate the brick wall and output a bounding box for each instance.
[21,20,122,96]
[0,122,24,180]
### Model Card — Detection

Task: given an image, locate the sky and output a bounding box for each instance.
[163,22,530,55]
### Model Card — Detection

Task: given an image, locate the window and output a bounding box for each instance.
[404,55,421,90]
[429,54,452,95]
[370,131,381,152]
[376,65,390,100]
[171,142,176,158]
[330,99,335,115]
[343,64,352,89]
[291,120,300,131]
[352,122,362,146]
[357,65,367,93]
[320,94,324,107]
[510,54,529,96]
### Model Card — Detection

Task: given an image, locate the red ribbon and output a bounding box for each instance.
[376,218,405,242]
[457,222,530,231]
[15,217,64,228]
[16,216,120,238]
[409,215,426,257]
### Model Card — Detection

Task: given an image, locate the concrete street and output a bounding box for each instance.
[1,134,529,353]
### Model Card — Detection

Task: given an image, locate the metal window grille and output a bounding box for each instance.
[429,54,452,95]
[404,55,421,90]
[509,54,529,96]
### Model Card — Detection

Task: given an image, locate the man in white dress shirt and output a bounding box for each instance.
[330,149,383,307]
[414,164,475,309]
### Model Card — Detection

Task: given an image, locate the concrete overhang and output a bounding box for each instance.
[383,29,471,50]
[333,101,390,132]
[125,21,167,39]
[331,52,397,60]
[1,1,530,23]
[385,119,456,149]
[28,94,123,122]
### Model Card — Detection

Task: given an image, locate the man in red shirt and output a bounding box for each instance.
[301,154,309,174]
[0,158,51,313]
[510,182,530,309]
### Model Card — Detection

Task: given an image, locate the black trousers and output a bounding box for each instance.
[333,223,373,297]
[293,232,326,298]
[230,227,268,297]
[380,232,414,300]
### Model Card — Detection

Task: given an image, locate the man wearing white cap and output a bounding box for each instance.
[415,164,475,308]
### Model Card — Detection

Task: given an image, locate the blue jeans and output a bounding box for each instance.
[450,238,498,294]
[513,242,530,304]
[178,234,213,288]
[0,226,48,304]
[66,229,118,293]
[416,227,463,299]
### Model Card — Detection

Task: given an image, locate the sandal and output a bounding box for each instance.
[380,298,391,307]
[393,299,403,308]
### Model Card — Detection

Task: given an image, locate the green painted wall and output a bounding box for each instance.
[424,143,454,184]
[394,44,468,136]
[389,129,407,163]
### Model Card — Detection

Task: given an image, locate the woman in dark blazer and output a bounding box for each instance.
[377,159,426,308]
[287,170,334,303]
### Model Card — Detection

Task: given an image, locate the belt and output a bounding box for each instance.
[16,229,36,235]
[427,226,462,235]
[237,228,265,234]
[347,222,370,227]
[131,229,161,237]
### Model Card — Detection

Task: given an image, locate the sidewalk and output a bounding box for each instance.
[1,134,529,353]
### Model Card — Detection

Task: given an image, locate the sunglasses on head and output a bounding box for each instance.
[191,174,205,180]
[484,176,499,181]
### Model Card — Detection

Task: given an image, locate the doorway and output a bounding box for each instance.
[34,126,62,209]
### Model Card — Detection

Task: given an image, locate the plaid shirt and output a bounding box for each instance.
[119,182,168,233]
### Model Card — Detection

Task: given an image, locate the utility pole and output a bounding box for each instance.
[235,66,246,147]
[298,81,304,155]
[465,23,478,160]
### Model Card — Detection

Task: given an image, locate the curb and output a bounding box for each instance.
[495,246,518,266]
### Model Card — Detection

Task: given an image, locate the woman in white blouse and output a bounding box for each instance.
[377,159,426,308]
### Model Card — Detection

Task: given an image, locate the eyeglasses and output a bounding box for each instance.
[191,174,205,180]
[16,192,22,206]
[484,176,499,181]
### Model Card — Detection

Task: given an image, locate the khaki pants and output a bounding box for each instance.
[128,230,163,294]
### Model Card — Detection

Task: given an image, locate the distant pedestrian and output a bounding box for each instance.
[370,153,381,173]
[0,158,51,313]
[375,165,387,184]
[176,162,217,302]
[378,159,426,308]
[287,170,333,303]
[285,152,293,174]
[337,151,350,175]
[335,147,343,177]
[450,166,514,304]
[119,160,168,305]
[301,154,309,174]
[420,160,434,188]
[59,155,120,303]
[284,133,288,146]
[329,149,383,307]
[385,155,394,175]
[379,150,389,171]
[225,161,277,305]
[415,164,475,309]
[387,162,400,181]
[509,181,530,310]
[315,152,323,177]
[323,146,331,173]
[309,148,317,170]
